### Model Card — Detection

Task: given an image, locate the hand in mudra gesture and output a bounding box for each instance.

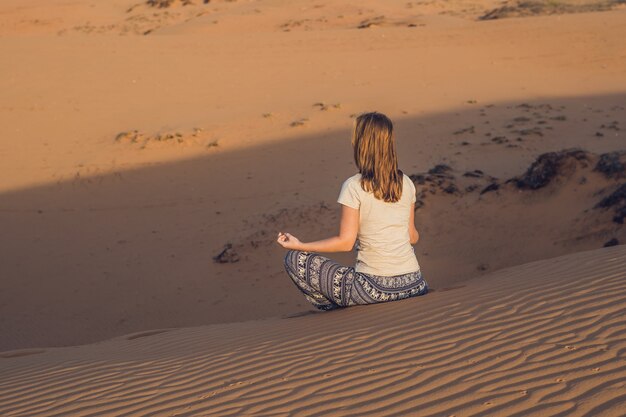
[277,232,301,250]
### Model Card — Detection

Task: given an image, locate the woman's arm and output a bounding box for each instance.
[277,204,359,252]
[409,202,419,245]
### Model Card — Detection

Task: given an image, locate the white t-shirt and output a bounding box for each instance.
[337,172,421,276]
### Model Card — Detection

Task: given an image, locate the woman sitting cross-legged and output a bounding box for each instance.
[276,111,428,310]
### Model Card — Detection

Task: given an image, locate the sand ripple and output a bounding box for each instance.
[1,245,625,416]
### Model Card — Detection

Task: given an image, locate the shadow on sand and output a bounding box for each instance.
[1,92,624,350]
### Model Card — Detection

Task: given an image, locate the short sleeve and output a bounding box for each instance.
[337,177,361,209]
[407,176,416,203]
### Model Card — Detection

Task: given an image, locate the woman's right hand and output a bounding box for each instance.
[277,232,302,250]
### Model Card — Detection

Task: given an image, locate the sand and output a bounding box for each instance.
[1,0,625,415]
[1,245,625,416]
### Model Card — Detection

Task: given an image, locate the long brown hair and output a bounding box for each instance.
[351,112,403,202]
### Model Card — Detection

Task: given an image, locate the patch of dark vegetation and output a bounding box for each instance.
[603,238,620,247]
[594,151,626,179]
[480,182,500,195]
[491,136,508,144]
[409,174,426,184]
[146,0,196,8]
[428,164,453,177]
[514,127,544,137]
[594,184,626,224]
[357,15,386,29]
[213,243,240,263]
[115,128,209,148]
[479,0,626,21]
[409,149,626,231]
[509,149,590,190]
[463,170,484,178]
[600,121,621,131]
[290,118,309,127]
[453,126,475,135]
[410,164,461,200]
[410,164,502,208]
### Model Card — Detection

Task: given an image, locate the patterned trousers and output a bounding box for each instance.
[284,250,428,310]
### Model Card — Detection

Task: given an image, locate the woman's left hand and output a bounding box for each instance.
[277,232,302,250]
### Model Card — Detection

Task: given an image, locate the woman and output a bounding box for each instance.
[276,111,428,310]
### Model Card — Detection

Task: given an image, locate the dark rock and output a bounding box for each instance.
[600,121,620,131]
[516,127,543,136]
[479,5,518,20]
[615,206,626,224]
[594,152,626,179]
[595,184,626,209]
[453,126,475,135]
[213,243,240,263]
[511,149,590,190]
[443,184,458,194]
[491,136,508,144]
[479,1,621,20]
[463,170,484,178]
[465,184,480,192]
[595,184,626,224]
[147,0,194,7]
[357,15,386,29]
[409,174,426,185]
[428,164,453,176]
[480,182,500,195]
[603,238,619,247]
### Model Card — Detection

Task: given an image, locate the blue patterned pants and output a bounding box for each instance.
[284,250,428,310]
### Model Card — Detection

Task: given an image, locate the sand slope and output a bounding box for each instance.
[1,244,625,416]
[1,5,625,350]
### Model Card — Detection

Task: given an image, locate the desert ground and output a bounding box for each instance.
[1,0,625,415]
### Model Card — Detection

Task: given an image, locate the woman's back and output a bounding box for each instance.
[278,111,428,310]
[338,172,420,276]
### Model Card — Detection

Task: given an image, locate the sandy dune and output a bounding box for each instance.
[1,0,625,350]
[1,245,625,416]
[1,0,626,414]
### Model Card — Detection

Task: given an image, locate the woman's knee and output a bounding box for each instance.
[284,249,312,265]
[283,249,298,270]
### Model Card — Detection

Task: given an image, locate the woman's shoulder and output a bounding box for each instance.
[342,172,362,186]
[400,171,416,201]
[401,171,414,186]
